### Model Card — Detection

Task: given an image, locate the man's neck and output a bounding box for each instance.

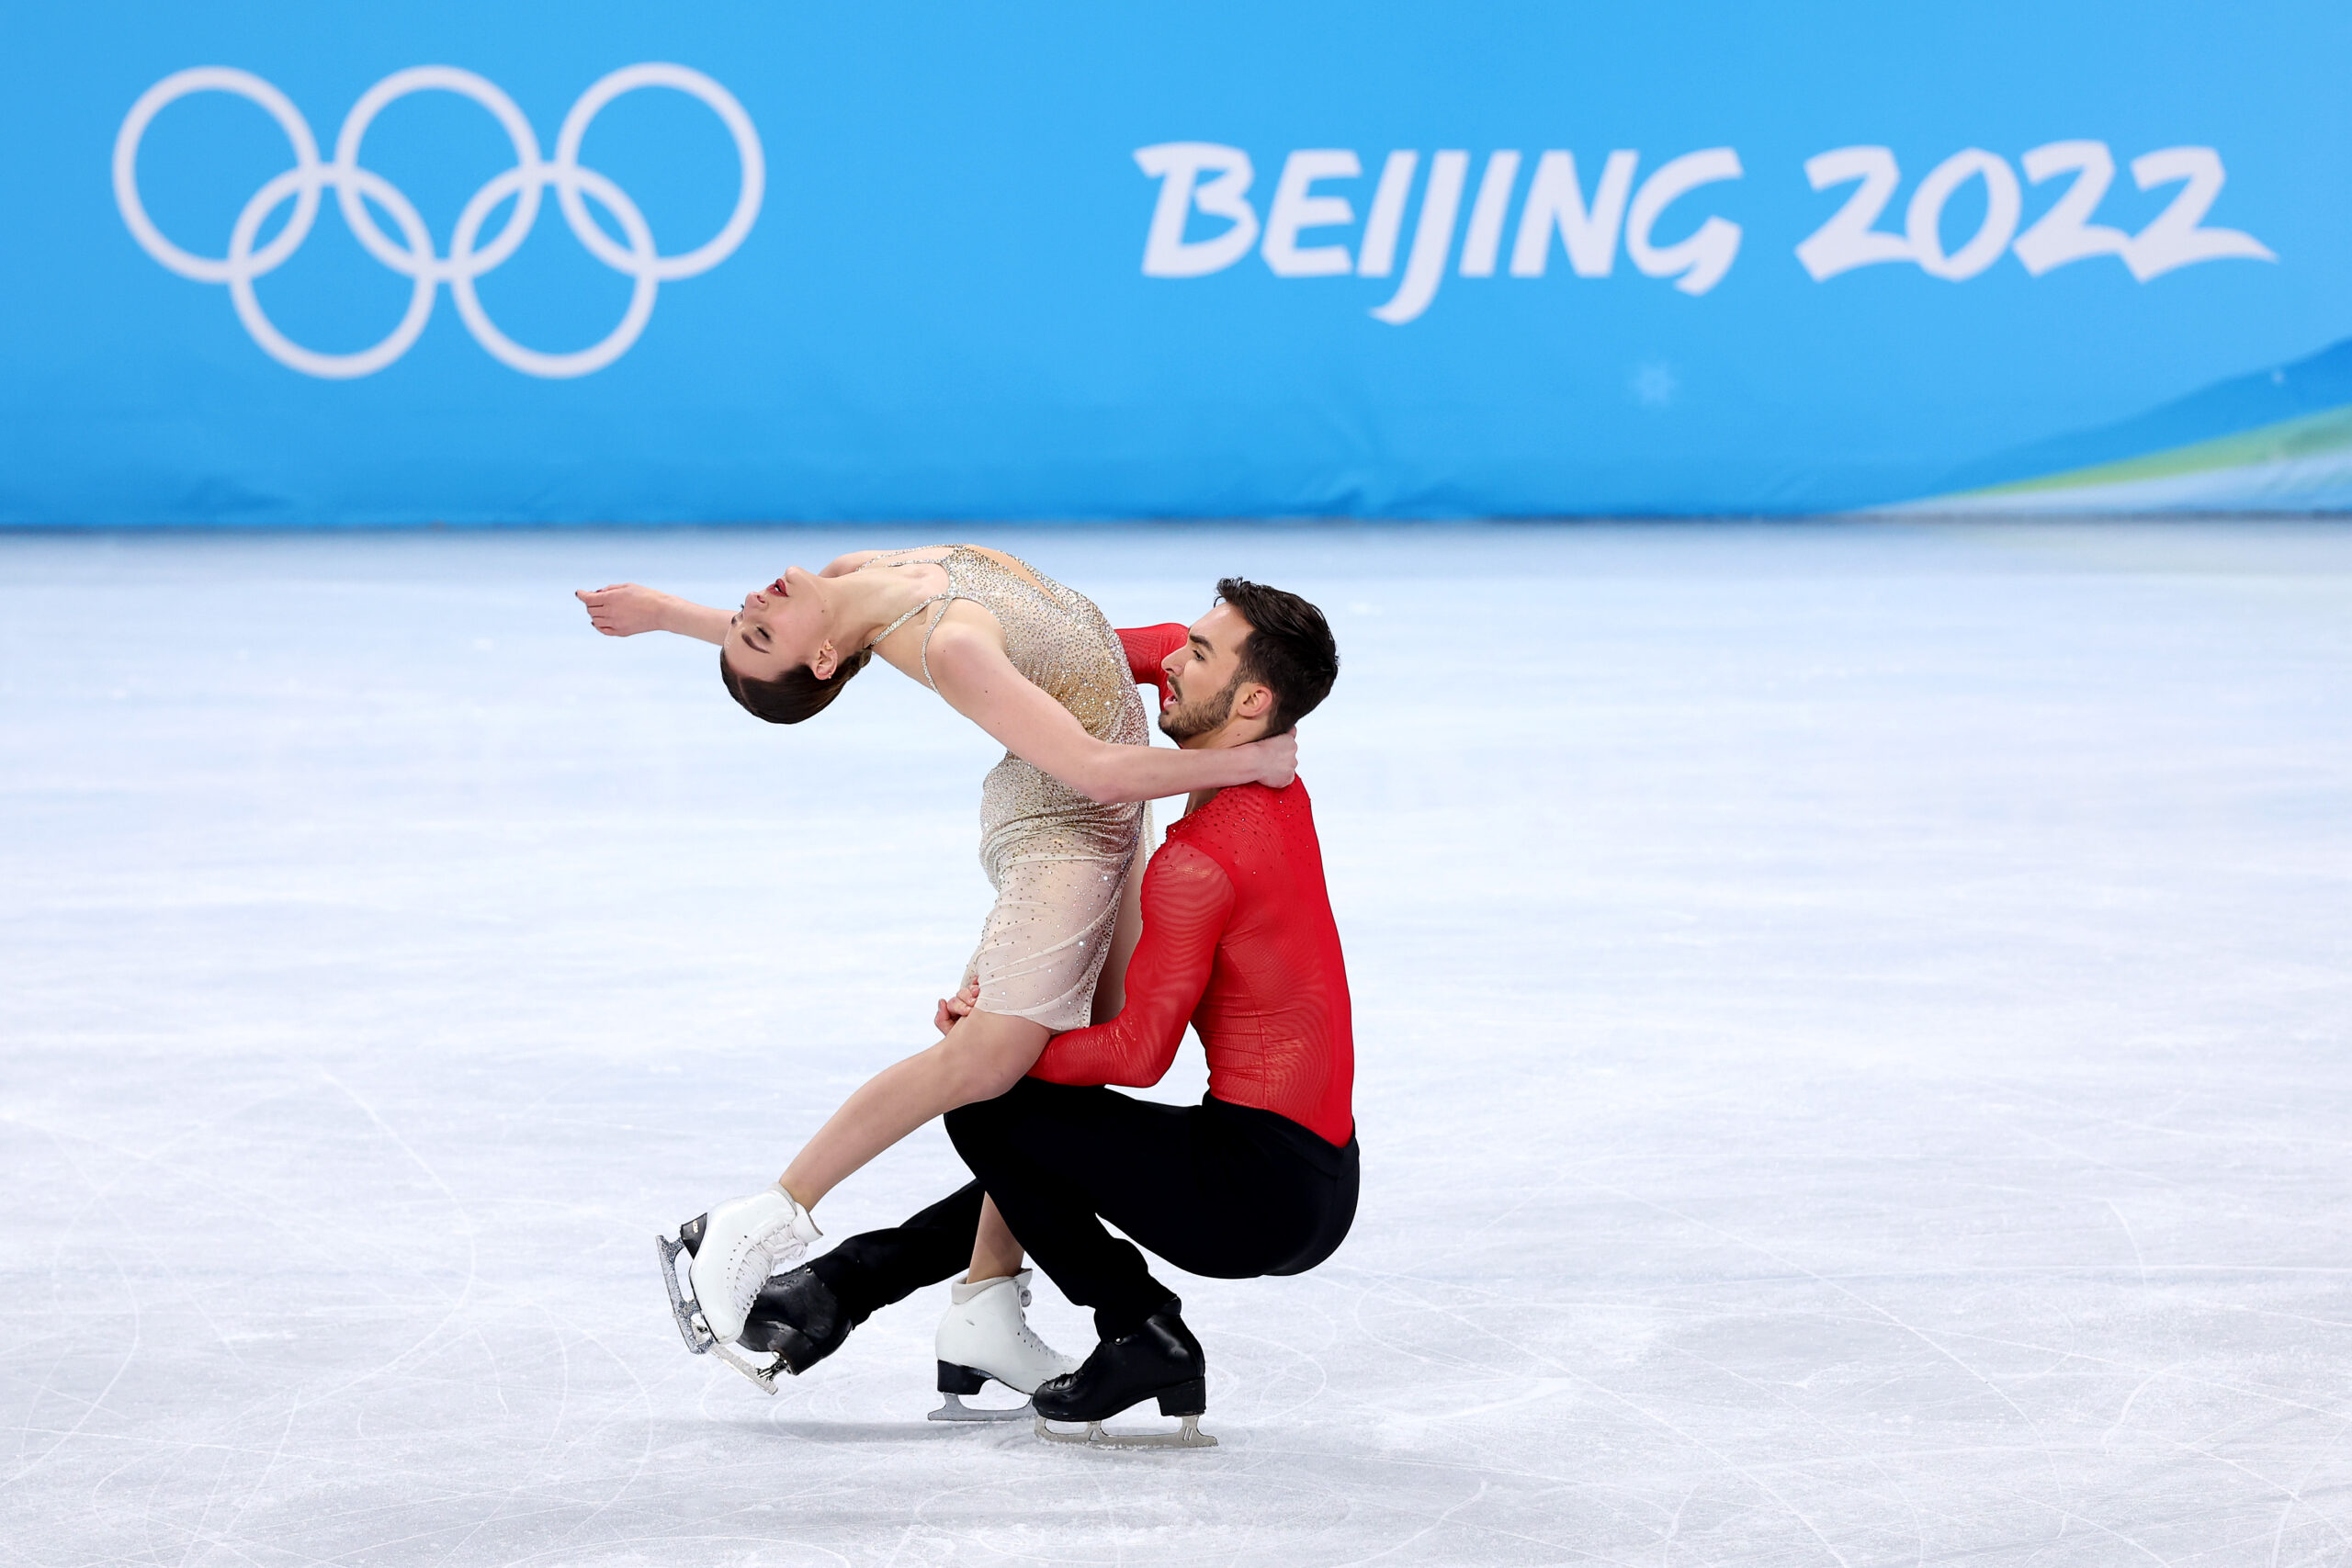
[1176,718,1266,816]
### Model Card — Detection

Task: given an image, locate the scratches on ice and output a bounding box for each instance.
[3,520,2350,1566]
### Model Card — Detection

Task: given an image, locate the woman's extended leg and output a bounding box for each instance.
[687,1010,1049,1344]
[781,826,1146,1213]
[778,1009,1050,1210]
[683,818,1144,1348]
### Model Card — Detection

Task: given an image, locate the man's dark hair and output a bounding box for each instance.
[1216,577,1339,736]
[718,647,874,724]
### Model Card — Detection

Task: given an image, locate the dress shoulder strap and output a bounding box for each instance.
[863,547,971,692]
[871,592,940,647]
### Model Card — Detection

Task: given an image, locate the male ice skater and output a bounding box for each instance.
[740,579,1356,1442]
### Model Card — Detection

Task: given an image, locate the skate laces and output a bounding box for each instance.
[1000,1278,1050,1355]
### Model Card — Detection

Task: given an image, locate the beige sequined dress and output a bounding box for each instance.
[865,547,1150,1031]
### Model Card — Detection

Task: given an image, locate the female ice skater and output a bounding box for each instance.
[575,547,1295,1373]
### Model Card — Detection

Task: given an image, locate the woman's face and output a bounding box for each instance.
[723,565,831,681]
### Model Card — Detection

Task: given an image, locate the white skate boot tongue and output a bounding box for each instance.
[949,1268,1030,1307]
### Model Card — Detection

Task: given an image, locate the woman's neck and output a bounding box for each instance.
[832,559,947,652]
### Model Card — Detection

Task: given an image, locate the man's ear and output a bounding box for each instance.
[1232,682,1275,721]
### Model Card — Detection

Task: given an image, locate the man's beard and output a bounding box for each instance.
[1158,670,1242,742]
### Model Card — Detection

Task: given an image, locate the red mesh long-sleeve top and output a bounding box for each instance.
[1030,624,1356,1147]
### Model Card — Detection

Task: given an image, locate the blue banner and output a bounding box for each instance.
[4,0,2347,523]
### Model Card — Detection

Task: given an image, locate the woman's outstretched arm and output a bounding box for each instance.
[922,624,1295,803]
[575,584,732,644]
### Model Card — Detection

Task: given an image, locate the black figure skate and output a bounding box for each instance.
[738,1265,859,1377]
[1032,1303,1216,1448]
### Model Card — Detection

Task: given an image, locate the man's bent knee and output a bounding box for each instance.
[944,1072,1051,1157]
[944,1081,1015,1145]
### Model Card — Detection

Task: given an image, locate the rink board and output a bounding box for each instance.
[3,0,2351,522]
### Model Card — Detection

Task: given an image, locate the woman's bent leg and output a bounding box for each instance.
[779,1010,1050,1210]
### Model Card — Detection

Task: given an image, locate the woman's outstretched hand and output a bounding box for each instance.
[575,583,674,637]
[1243,728,1298,789]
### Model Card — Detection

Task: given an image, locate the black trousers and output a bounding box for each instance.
[807,1084,1361,1342]
[946,1079,1360,1338]
[805,1180,989,1323]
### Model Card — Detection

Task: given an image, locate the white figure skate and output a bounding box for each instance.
[655,1183,820,1392]
[928,1269,1080,1422]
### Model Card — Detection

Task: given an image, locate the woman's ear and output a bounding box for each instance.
[810,641,841,681]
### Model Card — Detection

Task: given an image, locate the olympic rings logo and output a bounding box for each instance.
[113,64,763,379]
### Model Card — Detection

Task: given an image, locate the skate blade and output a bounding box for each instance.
[929,1391,1035,1424]
[655,1232,717,1355]
[1035,1413,1216,1449]
[710,1341,783,1395]
[655,1231,783,1395]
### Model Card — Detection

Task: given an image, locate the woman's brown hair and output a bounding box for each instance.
[718,647,874,724]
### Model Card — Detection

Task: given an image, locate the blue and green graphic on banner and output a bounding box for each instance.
[2,0,2346,522]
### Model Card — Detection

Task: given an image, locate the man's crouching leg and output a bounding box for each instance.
[946,1080,1215,1443]
[739,1181,986,1374]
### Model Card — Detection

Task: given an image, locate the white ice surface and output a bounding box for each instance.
[4,521,2350,1567]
